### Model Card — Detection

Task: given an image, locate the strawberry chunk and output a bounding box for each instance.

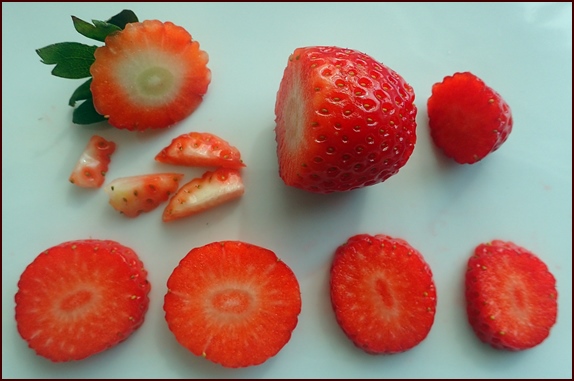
[155,132,246,169]
[162,168,244,222]
[15,239,150,362]
[427,72,513,164]
[90,20,211,130]
[69,135,116,188]
[104,173,184,218]
[465,240,558,350]
[164,241,301,368]
[330,234,437,354]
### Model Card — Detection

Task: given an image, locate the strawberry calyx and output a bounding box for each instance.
[36,10,139,125]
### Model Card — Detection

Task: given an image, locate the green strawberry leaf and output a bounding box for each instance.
[69,78,92,107]
[72,98,107,125]
[107,9,139,29]
[72,16,121,42]
[36,42,96,79]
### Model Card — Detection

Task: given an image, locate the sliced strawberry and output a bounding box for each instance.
[465,240,558,351]
[104,173,184,218]
[15,239,150,362]
[90,20,211,131]
[330,234,437,354]
[69,135,116,188]
[155,132,246,169]
[164,240,301,368]
[427,72,513,164]
[162,168,244,222]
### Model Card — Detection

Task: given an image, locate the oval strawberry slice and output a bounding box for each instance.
[15,239,150,362]
[90,20,211,131]
[164,241,302,368]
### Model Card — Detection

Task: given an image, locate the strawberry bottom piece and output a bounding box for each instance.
[164,241,301,368]
[465,240,558,350]
[330,234,437,354]
[15,239,151,362]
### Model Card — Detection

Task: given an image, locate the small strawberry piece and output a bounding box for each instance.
[155,132,246,169]
[90,20,211,131]
[15,239,150,362]
[427,72,513,164]
[162,168,244,222]
[330,234,437,354]
[164,241,301,368]
[274,46,417,193]
[69,135,116,188]
[465,240,558,351]
[104,173,184,218]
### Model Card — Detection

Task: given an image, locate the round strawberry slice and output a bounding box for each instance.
[90,20,211,131]
[465,240,558,350]
[15,239,151,362]
[164,241,302,368]
[330,234,437,354]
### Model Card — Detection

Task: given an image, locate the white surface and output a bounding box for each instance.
[2,2,572,379]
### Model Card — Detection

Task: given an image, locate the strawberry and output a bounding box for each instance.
[69,135,116,188]
[465,240,558,351]
[15,239,150,362]
[155,132,246,169]
[162,168,244,222]
[330,234,437,354]
[90,19,211,130]
[427,72,513,164]
[164,240,301,368]
[274,46,417,193]
[104,173,184,218]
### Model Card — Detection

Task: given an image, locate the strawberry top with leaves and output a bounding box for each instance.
[465,240,558,351]
[274,46,417,193]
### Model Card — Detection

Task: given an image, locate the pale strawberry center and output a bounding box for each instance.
[212,289,252,315]
[60,290,93,312]
[375,279,394,309]
[282,71,307,157]
[137,66,175,97]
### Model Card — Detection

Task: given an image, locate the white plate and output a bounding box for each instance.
[2,2,572,378]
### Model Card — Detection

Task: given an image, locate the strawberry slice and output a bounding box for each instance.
[427,72,513,164]
[104,173,184,218]
[155,132,246,169]
[330,234,437,354]
[162,168,244,222]
[69,135,116,188]
[90,20,211,131]
[164,240,301,368]
[15,239,150,362]
[465,240,558,350]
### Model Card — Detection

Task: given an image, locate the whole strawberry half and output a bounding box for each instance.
[330,234,437,354]
[164,241,301,368]
[15,239,150,362]
[427,72,513,164]
[274,46,417,193]
[465,240,558,351]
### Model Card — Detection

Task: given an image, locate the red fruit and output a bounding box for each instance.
[69,135,116,188]
[427,71,513,164]
[465,240,558,351]
[162,168,244,222]
[155,132,246,169]
[104,173,184,218]
[164,241,301,368]
[15,239,150,362]
[274,46,417,193]
[90,20,211,131]
[330,234,436,354]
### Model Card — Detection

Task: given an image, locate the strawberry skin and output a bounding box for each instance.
[427,72,513,164]
[465,240,558,351]
[90,20,211,131]
[69,135,116,188]
[330,234,436,354]
[155,132,246,169]
[164,241,301,368]
[274,46,417,193]
[104,173,184,218]
[162,168,244,222]
[15,239,150,362]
